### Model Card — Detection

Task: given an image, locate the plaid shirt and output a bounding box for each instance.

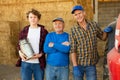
[70,20,103,66]
[16,24,48,69]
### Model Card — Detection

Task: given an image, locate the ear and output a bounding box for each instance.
[83,11,86,16]
[63,23,65,28]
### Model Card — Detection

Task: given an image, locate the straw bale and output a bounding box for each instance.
[0,5,21,21]
[0,0,16,4]
[0,22,10,35]
[0,0,72,4]
[20,2,73,20]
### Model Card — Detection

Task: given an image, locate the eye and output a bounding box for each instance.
[74,14,77,16]
[29,16,33,18]
[34,16,37,18]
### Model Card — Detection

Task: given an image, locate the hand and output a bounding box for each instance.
[62,41,70,46]
[48,42,54,47]
[30,53,43,59]
[19,50,27,61]
[73,66,81,77]
[104,26,112,32]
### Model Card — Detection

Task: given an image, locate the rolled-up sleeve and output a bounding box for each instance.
[69,28,77,53]
[94,22,103,40]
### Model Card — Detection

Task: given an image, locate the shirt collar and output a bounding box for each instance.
[74,19,91,30]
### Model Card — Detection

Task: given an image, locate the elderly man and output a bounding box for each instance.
[44,17,70,80]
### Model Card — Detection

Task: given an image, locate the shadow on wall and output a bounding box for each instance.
[9,21,20,57]
[0,21,20,65]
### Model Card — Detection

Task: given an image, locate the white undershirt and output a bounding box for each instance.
[24,27,41,63]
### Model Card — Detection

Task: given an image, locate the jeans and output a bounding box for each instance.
[73,65,97,80]
[21,62,44,80]
[45,64,69,80]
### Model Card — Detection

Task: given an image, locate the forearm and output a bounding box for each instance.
[71,53,78,66]
[44,41,56,54]
[53,43,70,53]
[102,32,108,41]
[44,46,56,54]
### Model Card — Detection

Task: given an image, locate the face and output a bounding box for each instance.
[53,20,64,34]
[73,10,85,23]
[28,13,39,26]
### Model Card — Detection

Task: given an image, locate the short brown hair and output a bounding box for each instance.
[26,9,41,20]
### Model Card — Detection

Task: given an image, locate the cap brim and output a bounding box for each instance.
[52,19,64,23]
[71,9,84,14]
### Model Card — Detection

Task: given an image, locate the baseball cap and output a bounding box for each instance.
[52,17,64,23]
[71,5,84,14]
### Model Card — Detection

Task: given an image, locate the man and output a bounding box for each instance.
[16,9,48,80]
[69,5,112,80]
[44,17,70,80]
[103,20,116,80]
